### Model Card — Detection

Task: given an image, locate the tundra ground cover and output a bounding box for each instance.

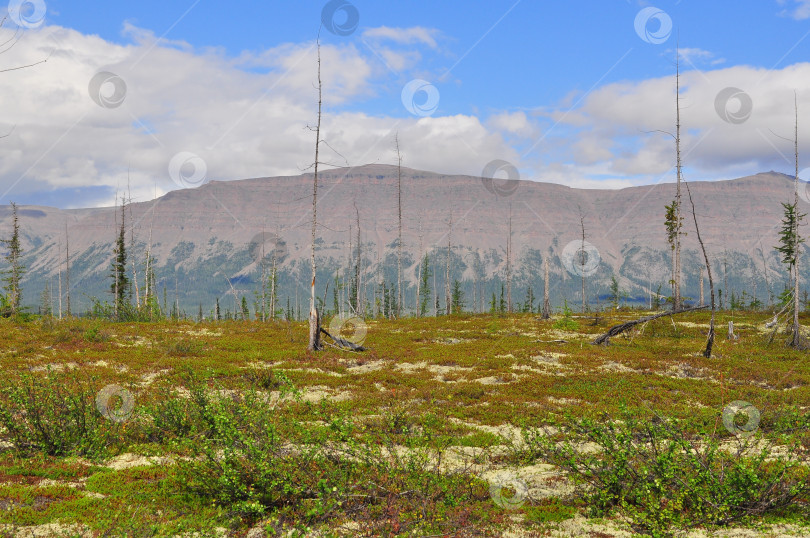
[0,310,807,536]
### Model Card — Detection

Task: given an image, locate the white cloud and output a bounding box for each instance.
[552,62,810,181]
[777,0,810,20]
[0,23,515,208]
[362,26,440,49]
[487,111,537,138]
[677,48,725,67]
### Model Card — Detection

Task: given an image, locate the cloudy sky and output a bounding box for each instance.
[1,0,810,208]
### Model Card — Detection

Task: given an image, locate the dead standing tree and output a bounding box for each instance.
[395,134,403,318]
[673,47,683,310]
[685,181,716,357]
[506,205,513,313]
[579,212,587,313]
[542,254,551,319]
[593,180,716,355]
[771,92,804,347]
[307,38,323,351]
[649,47,685,310]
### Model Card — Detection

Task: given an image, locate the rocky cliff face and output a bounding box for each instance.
[1,164,802,314]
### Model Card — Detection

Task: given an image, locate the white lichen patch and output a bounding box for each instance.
[598,361,639,373]
[31,362,78,372]
[394,361,428,372]
[347,361,386,374]
[433,337,471,345]
[115,335,150,347]
[139,369,170,387]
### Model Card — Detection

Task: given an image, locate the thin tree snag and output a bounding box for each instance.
[685,180,716,357]
[308,37,323,351]
[319,326,366,352]
[591,305,709,346]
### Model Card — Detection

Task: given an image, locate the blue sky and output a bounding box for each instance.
[2,0,810,207]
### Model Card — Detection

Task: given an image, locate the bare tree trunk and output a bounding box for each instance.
[542,254,551,319]
[64,220,71,317]
[723,253,728,310]
[308,39,323,351]
[432,260,437,317]
[58,242,62,320]
[793,93,801,347]
[271,255,276,320]
[506,206,512,313]
[685,181,715,357]
[127,182,140,309]
[674,46,683,311]
[395,134,403,318]
[760,243,772,307]
[580,214,586,313]
[699,265,704,305]
[355,202,362,316]
[445,215,452,315]
[472,254,478,314]
[416,217,422,318]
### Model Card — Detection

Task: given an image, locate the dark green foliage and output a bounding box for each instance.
[520,408,810,537]
[451,279,465,314]
[419,254,431,317]
[775,202,805,269]
[109,202,130,319]
[1,202,25,317]
[0,370,124,458]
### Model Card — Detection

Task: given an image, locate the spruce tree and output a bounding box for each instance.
[419,254,431,317]
[110,201,130,319]
[1,202,25,316]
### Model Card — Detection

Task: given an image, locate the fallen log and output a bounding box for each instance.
[319,327,366,352]
[591,305,710,346]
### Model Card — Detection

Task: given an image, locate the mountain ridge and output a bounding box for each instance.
[0,165,805,314]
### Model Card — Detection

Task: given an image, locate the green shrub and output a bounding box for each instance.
[519,408,810,537]
[553,301,579,331]
[0,370,125,458]
[165,376,490,532]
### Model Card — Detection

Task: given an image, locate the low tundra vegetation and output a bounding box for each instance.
[0,310,806,536]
